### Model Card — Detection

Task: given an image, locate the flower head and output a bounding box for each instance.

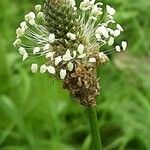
[13,0,127,106]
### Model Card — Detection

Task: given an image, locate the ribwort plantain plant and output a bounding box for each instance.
[13,0,127,149]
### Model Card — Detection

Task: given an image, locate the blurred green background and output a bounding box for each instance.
[0,0,150,150]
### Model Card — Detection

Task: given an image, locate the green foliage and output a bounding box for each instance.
[0,0,150,150]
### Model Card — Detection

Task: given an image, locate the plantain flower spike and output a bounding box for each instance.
[13,0,127,106]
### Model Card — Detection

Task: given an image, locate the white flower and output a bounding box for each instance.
[35,5,41,11]
[89,57,96,62]
[47,65,56,74]
[16,27,25,38]
[67,62,74,71]
[48,33,55,43]
[33,47,40,54]
[55,56,62,66]
[63,49,72,61]
[67,32,76,40]
[40,64,47,73]
[106,5,116,16]
[77,44,84,54]
[60,69,67,79]
[46,52,55,61]
[116,24,124,32]
[13,39,21,47]
[31,63,38,73]
[122,41,127,51]
[115,45,121,52]
[108,37,114,46]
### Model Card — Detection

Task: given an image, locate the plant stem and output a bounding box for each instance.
[87,106,102,150]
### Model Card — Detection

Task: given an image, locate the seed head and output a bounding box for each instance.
[13,0,127,106]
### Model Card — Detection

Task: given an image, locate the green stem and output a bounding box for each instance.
[87,106,102,150]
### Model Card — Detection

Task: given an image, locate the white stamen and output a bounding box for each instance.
[108,37,114,46]
[89,57,96,63]
[78,54,86,58]
[37,12,44,19]
[91,3,103,16]
[63,49,72,61]
[99,52,109,62]
[80,0,94,11]
[67,32,76,40]
[18,47,27,55]
[33,47,40,54]
[107,28,114,35]
[46,52,55,61]
[22,53,28,61]
[29,19,35,25]
[115,45,121,52]
[96,26,109,38]
[60,69,67,79]
[106,5,116,16]
[25,12,35,21]
[48,33,55,43]
[43,44,50,51]
[89,16,97,21]
[69,0,76,7]
[55,56,62,66]
[77,44,84,54]
[122,41,127,51]
[117,24,124,32]
[35,5,41,12]
[47,66,56,74]
[16,27,25,38]
[20,21,28,30]
[13,39,21,47]
[73,50,77,58]
[67,62,74,71]
[18,47,28,61]
[113,29,121,37]
[25,12,36,25]
[40,64,47,73]
[31,63,38,73]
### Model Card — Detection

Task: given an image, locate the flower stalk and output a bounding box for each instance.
[87,105,102,150]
